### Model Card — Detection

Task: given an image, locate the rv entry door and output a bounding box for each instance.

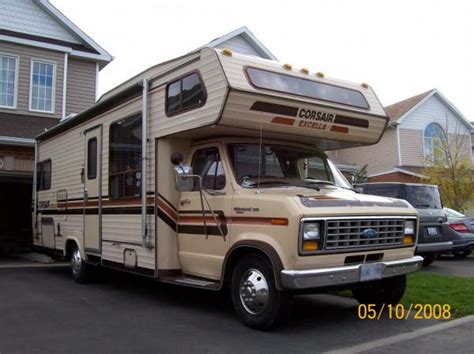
[83,126,102,254]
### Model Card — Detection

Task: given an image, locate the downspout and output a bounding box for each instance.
[62,53,68,119]
[141,79,149,248]
[396,124,403,166]
[32,140,38,240]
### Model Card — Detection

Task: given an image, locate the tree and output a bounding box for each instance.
[353,164,368,185]
[422,119,474,212]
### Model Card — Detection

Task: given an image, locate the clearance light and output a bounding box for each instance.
[361,82,369,88]
[403,235,414,244]
[222,48,233,56]
[316,71,325,78]
[271,218,289,226]
[300,67,310,74]
[283,63,292,70]
[303,240,319,251]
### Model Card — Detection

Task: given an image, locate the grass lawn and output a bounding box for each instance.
[401,272,474,319]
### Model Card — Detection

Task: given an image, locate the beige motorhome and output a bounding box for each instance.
[34,47,423,329]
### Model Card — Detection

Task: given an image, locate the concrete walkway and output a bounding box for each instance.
[326,315,474,354]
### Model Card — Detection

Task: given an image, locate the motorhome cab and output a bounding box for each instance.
[34,47,423,329]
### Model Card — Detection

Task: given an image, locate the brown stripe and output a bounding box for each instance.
[330,125,349,133]
[271,116,295,126]
[157,199,177,221]
[250,101,298,117]
[334,114,369,128]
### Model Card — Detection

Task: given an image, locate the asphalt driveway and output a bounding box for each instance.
[424,254,474,277]
[0,266,438,354]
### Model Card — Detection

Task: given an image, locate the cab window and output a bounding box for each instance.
[191,147,226,190]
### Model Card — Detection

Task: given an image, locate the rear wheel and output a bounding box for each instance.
[70,246,88,283]
[452,249,472,258]
[352,275,407,307]
[231,253,287,330]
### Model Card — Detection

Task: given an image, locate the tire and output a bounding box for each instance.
[70,245,88,283]
[421,253,438,266]
[231,253,287,330]
[452,249,472,258]
[352,275,407,307]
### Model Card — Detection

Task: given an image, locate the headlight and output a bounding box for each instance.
[303,223,320,240]
[403,220,416,245]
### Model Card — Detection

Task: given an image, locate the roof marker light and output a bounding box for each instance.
[316,72,325,78]
[300,68,309,74]
[283,63,292,70]
[361,82,369,88]
[222,48,233,56]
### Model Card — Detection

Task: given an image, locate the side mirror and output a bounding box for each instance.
[174,164,195,191]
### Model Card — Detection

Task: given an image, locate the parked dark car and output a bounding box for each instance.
[443,207,474,257]
[356,183,452,266]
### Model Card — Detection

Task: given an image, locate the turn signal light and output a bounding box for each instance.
[403,235,414,244]
[303,240,319,251]
[271,218,289,226]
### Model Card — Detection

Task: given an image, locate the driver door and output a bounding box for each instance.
[177,145,231,280]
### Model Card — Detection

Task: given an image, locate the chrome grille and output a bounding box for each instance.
[325,219,405,250]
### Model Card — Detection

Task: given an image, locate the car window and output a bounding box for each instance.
[191,147,226,190]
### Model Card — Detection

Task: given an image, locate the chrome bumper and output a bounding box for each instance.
[416,241,453,254]
[280,256,424,290]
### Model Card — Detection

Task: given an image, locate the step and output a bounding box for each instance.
[160,275,220,290]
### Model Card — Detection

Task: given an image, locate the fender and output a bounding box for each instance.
[64,234,87,260]
[221,240,285,290]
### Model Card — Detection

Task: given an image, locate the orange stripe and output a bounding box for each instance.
[271,116,295,126]
[330,125,349,133]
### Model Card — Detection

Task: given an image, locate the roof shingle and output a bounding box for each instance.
[0,113,59,139]
[385,89,434,121]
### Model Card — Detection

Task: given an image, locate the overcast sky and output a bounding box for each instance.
[52,0,474,121]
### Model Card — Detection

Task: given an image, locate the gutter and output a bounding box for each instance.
[0,136,35,147]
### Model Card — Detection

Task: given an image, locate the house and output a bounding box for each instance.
[0,0,111,251]
[329,89,473,183]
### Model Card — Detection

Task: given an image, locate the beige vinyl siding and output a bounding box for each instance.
[66,58,96,115]
[333,127,398,176]
[399,128,424,166]
[0,41,64,118]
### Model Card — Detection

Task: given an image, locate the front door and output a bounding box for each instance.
[177,145,231,279]
[83,126,102,253]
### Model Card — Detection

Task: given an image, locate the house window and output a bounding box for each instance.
[109,115,142,199]
[37,160,52,191]
[30,60,56,113]
[0,54,18,108]
[424,123,447,161]
[166,72,206,115]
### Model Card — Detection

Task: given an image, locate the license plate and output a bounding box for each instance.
[360,263,384,282]
[427,227,439,236]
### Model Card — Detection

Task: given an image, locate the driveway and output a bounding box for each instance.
[424,254,474,277]
[0,266,438,353]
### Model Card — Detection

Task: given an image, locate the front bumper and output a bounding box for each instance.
[416,241,453,254]
[280,256,424,290]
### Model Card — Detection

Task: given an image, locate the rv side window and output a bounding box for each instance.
[109,115,142,199]
[245,67,369,109]
[37,160,51,191]
[166,72,206,116]
[191,147,226,190]
[87,137,97,180]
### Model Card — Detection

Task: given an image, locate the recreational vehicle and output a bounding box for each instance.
[34,47,423,329]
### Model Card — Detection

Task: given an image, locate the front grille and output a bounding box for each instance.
[325,219,405,250]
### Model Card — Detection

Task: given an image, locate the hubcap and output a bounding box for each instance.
[239,268,269,315]
[71,249,82,276]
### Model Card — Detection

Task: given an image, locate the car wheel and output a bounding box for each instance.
[231,253,287,330]
[352,275,407,307]
[421,253,438,266]
[70,246,88,283]
[452,249,472,258]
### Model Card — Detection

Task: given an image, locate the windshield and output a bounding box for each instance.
[227,143,352,190]
[406,185,442,209]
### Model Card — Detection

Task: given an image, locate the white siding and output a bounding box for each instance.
[0,0,81,44]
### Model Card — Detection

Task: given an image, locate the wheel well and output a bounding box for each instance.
[65,240,78,258]
[223,246,281,289]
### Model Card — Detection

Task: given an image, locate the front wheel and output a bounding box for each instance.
[70,246,89,283]
[231,253,287,330]
[352,275,407,307]
[421,253,438,266]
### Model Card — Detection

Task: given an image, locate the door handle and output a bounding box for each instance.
[180,199,191,206]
